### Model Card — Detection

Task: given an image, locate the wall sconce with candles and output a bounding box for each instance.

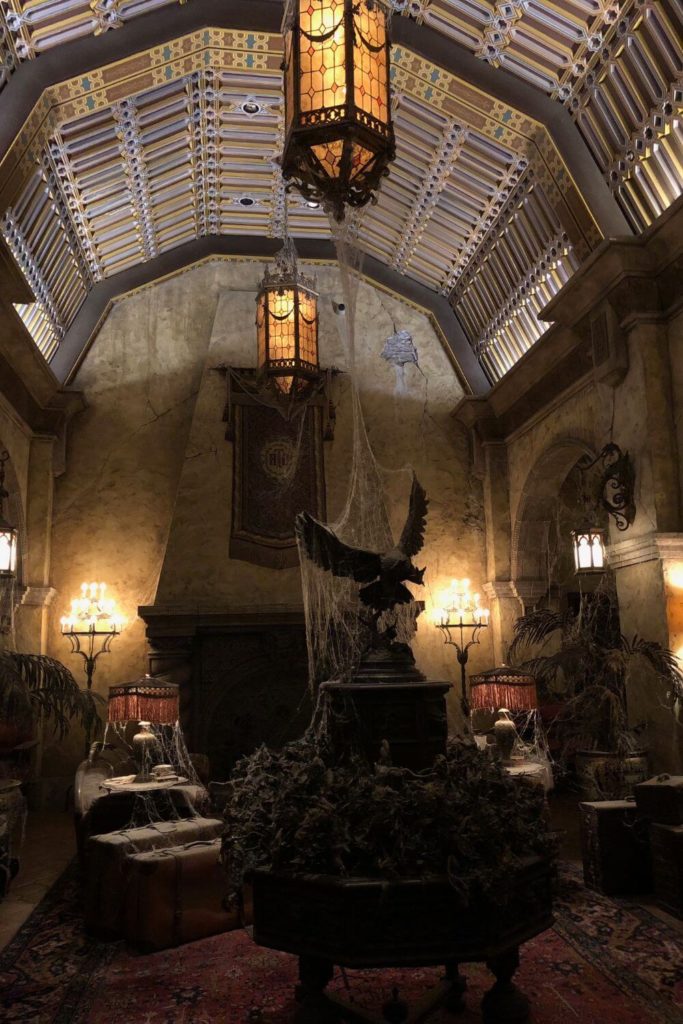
[280,0,396,220]
[434,578,490,720]
[60,582,126,690]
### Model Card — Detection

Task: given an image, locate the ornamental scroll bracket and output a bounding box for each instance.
[580,443,636,532]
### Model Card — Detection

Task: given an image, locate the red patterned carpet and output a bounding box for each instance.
[1,863,682,1023]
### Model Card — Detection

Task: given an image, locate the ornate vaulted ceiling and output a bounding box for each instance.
[0,0,680,387]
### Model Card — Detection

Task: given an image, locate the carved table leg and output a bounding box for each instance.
[294,956,341,1023]
[481,948,530,1024]
[443,962,467,1013]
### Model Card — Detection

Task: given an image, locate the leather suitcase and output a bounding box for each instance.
[650,823,683,918]
[579,799,652,896]
[634,775,683,825]
[85,817,223,939]
[124,838,241,951]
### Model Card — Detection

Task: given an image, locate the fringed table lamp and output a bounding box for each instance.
[108,676,179,783]
[470,666,537,765]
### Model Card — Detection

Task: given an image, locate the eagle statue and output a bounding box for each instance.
[295,475,428,616]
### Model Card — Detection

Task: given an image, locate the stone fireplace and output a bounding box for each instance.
[139,607,311,780]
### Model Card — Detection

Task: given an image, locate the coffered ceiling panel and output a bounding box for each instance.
[0,3,680,384]
[0,26,601,378]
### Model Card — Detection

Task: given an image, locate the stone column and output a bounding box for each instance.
[483,581,523,663]
[12,436,57,653]
[608,532,683,773]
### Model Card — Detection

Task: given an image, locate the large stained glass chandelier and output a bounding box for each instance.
[281,0,395,220]
[256,238,320,395]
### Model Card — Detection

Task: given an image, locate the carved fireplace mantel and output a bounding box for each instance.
[139,604,311,780]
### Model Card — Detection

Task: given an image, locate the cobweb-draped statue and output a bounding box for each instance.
[296,475,428,661]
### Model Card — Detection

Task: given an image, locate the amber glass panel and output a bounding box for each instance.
[353,2,388,127]
[284,29,295,128]
[267,288,297,365]
[349,142,375,181]
[311,139,344,179]
[298,290,318,366]
[256,292,267,370]
[299,0,347,116]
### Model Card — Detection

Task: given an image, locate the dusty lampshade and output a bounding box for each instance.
[571,525,606,574]
[469,666,537,713]
[108,676,179,725]
[256,238,319,394]
[281,0,395,219]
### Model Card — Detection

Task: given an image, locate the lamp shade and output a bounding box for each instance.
[0,512,18,578]
[281,0,395,219]
[256,239,319,394]
[469,666,537,712]
[571,525,606,574]
[108,676,179,724]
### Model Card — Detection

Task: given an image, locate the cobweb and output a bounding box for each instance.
[297,211,420,689]
[74,720,211,842]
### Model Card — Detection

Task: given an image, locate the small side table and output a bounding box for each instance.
[505,761,552,793]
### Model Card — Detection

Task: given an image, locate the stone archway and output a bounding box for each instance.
[511,437,596,611]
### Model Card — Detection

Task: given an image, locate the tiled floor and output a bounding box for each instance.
[0,810,75,952]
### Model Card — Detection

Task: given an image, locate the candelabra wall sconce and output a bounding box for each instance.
[60,582,126,690]
[434,579,490,720]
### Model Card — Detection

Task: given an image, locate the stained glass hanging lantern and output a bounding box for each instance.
[256,238,320,395]
[571,524,607,574]
[281,0,395,220]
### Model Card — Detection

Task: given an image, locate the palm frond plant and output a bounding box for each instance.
[508,589,683,793]
[0,651,104,749]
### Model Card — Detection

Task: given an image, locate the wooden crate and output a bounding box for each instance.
[579,800,652,896]
[634,775,683,825]
[650,823,683,919]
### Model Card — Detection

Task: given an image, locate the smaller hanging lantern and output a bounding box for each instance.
[281,0,396,219]
[571,525,606,574]
[256,238,319,395]
[0,451,18,579]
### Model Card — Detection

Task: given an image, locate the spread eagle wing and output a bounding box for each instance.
[398,475,428,558]
[295,511,381,583]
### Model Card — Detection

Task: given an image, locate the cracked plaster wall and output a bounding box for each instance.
[45,258,490,763]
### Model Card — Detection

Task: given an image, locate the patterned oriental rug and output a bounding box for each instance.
[1,864,682,1024]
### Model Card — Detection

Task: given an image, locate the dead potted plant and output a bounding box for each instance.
[0,650,103,757]
[508,589,683,799]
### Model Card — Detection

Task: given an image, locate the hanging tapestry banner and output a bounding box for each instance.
[225,374,328,569]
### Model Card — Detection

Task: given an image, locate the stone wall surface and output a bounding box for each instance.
[42,258,490,773]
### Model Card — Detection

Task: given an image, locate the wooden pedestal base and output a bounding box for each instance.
[293,952,528,1023]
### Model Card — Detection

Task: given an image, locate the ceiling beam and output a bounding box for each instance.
[0,0,629,238]
[47,234,489,395]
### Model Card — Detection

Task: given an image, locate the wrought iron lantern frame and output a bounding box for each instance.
[255,237,321,399]
[281,0,396,220]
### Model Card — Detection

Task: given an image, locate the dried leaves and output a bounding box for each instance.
[222,733,553,905]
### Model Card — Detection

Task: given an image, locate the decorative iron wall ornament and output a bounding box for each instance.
[581,443,636,532]
[280,0,396,220]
